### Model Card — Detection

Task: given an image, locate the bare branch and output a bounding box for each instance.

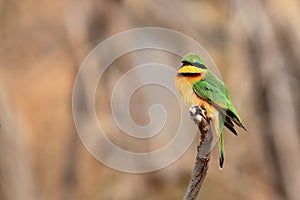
[183,106,211,200]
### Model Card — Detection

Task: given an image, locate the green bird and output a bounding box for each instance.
[175,53,246,168]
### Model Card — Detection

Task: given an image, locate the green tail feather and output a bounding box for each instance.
[219,114,225,169]
[219,131,225,169]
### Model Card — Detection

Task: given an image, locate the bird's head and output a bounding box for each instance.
[178,53,207,75]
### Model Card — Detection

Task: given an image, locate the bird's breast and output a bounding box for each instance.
[175,74,214,115]
[175,74,201,107]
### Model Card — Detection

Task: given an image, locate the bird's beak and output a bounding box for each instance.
[178,65,202,74]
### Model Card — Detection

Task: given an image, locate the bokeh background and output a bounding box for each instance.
[1,0,300,200]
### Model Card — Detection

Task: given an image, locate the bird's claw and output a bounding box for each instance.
[189,105,208,125]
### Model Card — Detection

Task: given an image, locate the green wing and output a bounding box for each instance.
[192,72,246,131]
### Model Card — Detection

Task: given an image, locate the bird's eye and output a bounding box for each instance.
[181,61,191,67]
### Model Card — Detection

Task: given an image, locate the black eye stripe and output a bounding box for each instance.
[181,60,207,69]
[193,62,207,69]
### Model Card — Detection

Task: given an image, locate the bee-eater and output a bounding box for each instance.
[175,53,246,168]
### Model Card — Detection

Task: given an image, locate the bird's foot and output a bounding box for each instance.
[189,105,208,125]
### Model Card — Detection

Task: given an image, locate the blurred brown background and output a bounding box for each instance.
[0,0,300,200]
